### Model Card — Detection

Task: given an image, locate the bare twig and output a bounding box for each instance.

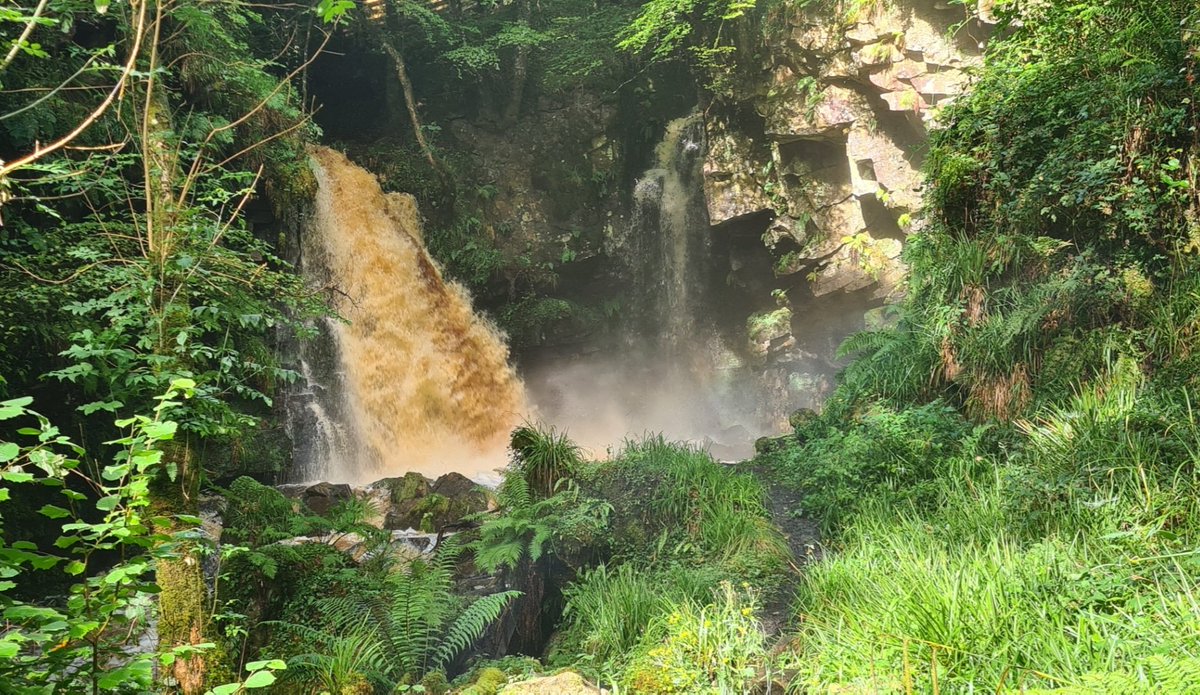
[0,53,103,121]
[0,0,148,180]
[3,258,124,285]
[0,0,51,71]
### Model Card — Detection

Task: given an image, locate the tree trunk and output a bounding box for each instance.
[382,40,441,174]
[152,441,210,695]
[139,13,213,690]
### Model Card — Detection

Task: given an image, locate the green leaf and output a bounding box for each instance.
[142,421,177,440]
[245,659,285,671]
[0,397,33,420]
[80,400,124,415]
[30,556,60,570]
[65,560,86,576]
[38,505,70,519]
[1,471,33,484]
[0,442,19,463]
[208,684,240,695]
[95,495,120,512]
[243,670,276,688]
[5,604,61,620]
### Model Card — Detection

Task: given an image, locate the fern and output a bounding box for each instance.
[430,590,522,670]
[472,474,564,573]
[1025,656,1200,694]
[291,541,519,685]
[283,626,390,693]
[836,330,895,360]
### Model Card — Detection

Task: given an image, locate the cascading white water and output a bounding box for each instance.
[525,115,764,458]
[630,115,711,348]
[287,147,527,483]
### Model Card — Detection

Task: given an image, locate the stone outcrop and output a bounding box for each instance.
[373,471,494,531]
[446,91,621,298]
[282,472,495,533]
[709,0,993,291]
[704,0,993,417]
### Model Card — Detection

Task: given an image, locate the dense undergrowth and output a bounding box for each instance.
[203,429,786,694]
[753,0,1200,691]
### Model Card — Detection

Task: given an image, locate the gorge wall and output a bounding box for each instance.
[298,0,997,458]
[702,0,995,421]
[471,0,995,440]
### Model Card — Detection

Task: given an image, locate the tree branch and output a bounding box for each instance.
[0,0,51,72]
[0,0,148,181]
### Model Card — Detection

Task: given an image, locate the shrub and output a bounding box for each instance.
[509,423,584,498]
[555,562,721,667]
[221,476,331,547]
[595,436,788,574]
[624,582,766,694]
[764,401,983,528]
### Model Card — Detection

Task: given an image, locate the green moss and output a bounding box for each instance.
[746,307,792,344]
[473,667,509,694]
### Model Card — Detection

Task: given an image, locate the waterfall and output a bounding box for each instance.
[629,115,711,348]
[287,147,526,483]
[526,115,761,458]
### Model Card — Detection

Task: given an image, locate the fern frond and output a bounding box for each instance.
[836,330,896,359]
[429,590,521,670]
[475,537,526,573]
[528,524,552,564]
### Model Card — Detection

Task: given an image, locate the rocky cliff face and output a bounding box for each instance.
[703,0,995,418]
[321,0,998,436]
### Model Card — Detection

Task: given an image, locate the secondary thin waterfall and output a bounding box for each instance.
[289,147,526,483]
[630,115,711,348]
[524,114,761,457]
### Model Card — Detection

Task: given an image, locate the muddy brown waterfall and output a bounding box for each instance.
[289,147,526,483]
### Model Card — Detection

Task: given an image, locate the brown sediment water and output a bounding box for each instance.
[305,146,526,483]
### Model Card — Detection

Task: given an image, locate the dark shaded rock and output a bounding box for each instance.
[302,482,353,516]
[374,472,492,531]
[431,472,479,499]
[789,408,818,431]
[428,473,491,530]
[371,472,432,504]
[754,435,792,455]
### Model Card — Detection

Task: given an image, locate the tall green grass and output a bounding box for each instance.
[557,562,721,665]
[784,372,1200,692]
[555,437,788,677]
[608,436,789,570]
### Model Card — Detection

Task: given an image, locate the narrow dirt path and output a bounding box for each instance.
[745,463,821,637]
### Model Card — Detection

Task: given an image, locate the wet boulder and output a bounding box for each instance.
[370,471,493,532]
[754,435,792,455]
[301,482,353,516]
